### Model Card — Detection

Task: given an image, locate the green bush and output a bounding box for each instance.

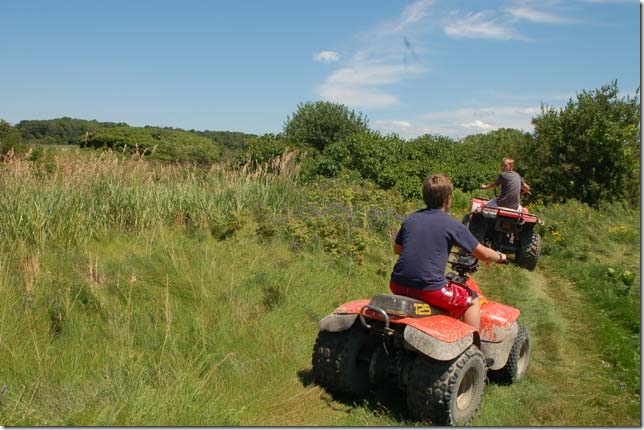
[0,119,23,155]
[84,126,221,164]
[283,101,369,151]
[528,81,640,206]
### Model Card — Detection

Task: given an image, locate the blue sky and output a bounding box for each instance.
[1,0,639,139]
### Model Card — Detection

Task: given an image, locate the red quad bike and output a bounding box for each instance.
[311,253,531,426]
[463,196,544,271]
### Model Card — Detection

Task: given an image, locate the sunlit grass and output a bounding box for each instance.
[0,148,638,425]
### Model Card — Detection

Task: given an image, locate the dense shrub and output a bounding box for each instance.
[234,134,300,171]
[283,101,369,151]
[16,117,126,145]
[83,126,221,164]
[527,81,640,206]
[0,120,23,155]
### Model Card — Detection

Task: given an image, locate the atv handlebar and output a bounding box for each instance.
[449,251,507,276]
[448,252,479,275]
[496,251,509,265]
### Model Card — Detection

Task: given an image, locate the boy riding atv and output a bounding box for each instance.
[311,174,531,425]
[390,173,506,332]
[467,157,543,270]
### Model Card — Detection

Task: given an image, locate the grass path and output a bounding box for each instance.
[471,260,639,426]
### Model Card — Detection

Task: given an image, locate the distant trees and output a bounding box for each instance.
[0,120,22,154]
[283,101,369,151]
[5,81,638,207]
[196,130,258,161]
[236,133,294,170]
[527,81,640,206]
[312,128,536,200]
[299,81,639,208]
[84,126,221,164]
[453,128,533,194]
[16,117,126,145]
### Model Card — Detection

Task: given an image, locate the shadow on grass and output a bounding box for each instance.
[296,369,410,422]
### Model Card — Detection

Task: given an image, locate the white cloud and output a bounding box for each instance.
[319,83,399,108]
[508,6,576,24]
[463,119,495,130]
[315,0,433,109]
[444,10,526,40]
[373,119,412,133]
[387,0,434,33]
[319,62,425,108]
[578,0,633,3]
[314,51,340,63]
[326,64,423,86]
[372,111,535,139]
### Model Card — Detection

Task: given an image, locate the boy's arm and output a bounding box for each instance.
[472,243,506,264]
[521,181,531,194]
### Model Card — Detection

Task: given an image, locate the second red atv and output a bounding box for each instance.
[463,197,543,271]
[311,253,531,426]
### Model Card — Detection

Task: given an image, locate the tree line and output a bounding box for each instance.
[0,80,639,207]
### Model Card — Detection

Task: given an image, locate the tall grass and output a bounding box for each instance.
[0,149,303,248]
[0,148,639,425]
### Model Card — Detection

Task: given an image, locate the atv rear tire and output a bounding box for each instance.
[311,323,377,397]
[516,229,541,271]
[406,345,486,426]
[489,324,531,385]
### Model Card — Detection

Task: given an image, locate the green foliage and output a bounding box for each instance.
[316,131,403,188]
[528,81,640,206]
[0,119,22,154]
[313,129,535,201]
[235,133,297,171]
[195,129,257,160]
[84,126,221,164]
[283,101,369,151]
[16,117,127,145]
[453,128,533,193]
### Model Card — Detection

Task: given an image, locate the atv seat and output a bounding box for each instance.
[368,294,446,318]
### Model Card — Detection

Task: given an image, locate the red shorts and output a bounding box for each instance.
[390,281,475,317]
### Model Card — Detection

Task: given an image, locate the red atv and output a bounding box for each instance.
[311,253,531,426]
[463,197,543,271]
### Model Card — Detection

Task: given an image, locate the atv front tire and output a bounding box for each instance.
[489,324,531,385]
[464,213,487,244]
[406,345,486,426]
[516,229,541,271]
[311,323,377,397]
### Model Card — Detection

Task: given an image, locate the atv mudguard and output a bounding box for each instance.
[318,312,358,333]
[478,301,521,369]
[402,318,475,361]
[480,321,519,370]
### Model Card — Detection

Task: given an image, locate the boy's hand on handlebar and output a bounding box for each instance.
[496,251,508,264]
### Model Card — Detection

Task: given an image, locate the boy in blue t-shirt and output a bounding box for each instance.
[390,173,506,331]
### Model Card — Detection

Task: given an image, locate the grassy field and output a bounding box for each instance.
[0,149,639,426]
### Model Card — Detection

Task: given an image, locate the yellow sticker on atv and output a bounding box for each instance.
[413,303,432,315]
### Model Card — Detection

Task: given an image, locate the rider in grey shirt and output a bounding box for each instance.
[481,157,530,210]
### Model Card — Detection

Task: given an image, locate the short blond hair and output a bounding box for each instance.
[502,157,515,170]
[422,174,453,209]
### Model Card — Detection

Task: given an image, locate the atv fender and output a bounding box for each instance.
[479,302,520,341]
[481,322,519,370]
[403,317,476,361]
[318,313,358,333]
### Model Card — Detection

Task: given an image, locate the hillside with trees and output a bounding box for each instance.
[2,81,638,208]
